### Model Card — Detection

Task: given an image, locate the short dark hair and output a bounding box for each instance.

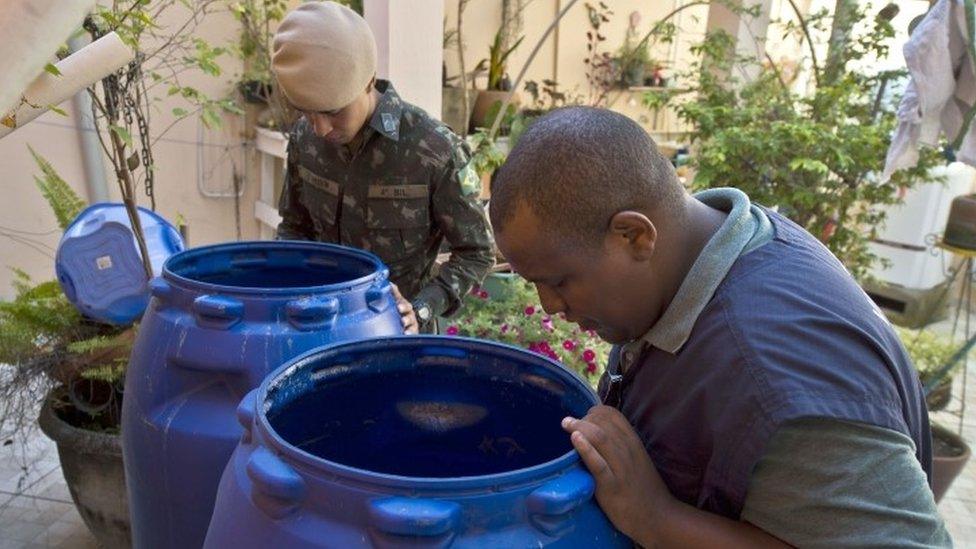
[489,106,683,248]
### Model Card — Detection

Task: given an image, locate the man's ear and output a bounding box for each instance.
[608,211,656,261]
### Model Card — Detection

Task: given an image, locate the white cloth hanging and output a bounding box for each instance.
[883,0,976,180]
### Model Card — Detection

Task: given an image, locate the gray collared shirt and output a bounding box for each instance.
[618,188,773,371]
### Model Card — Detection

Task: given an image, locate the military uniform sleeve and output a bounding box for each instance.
[276,129,315,241]
[741,418,952,548]
[414,140,495,316]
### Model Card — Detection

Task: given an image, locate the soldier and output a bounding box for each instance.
[270,1,494,333]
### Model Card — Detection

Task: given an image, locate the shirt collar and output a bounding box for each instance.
[627,188,772,357]
[367,79,403,142]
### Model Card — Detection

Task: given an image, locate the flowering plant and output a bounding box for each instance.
[446,275,611,386]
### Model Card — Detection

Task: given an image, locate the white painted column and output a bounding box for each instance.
[705,0,774,82]
[364,0,444,119]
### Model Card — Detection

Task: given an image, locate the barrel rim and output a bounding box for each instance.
[161,240,389,295]
[254,335,597,490]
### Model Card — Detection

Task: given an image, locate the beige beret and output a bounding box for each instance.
[272,2,377,112]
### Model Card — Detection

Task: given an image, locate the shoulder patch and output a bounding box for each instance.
[457,162,481,196]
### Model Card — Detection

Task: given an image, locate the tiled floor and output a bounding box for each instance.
[0,430,96,549]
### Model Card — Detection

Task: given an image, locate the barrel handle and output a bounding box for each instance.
[526,469,595,537]
[192,294,243,329]
[365,281,393,313]
[285,296,339,331]
[368,497,460,549]
[149,277,171,302]
[246,447,306,519]
[236,389,260,443]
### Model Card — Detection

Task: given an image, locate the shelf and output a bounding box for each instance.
[255,127,288,159]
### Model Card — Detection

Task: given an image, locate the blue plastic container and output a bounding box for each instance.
[55,202,184,325]
[121,241,403,549]
[205,336,630,548]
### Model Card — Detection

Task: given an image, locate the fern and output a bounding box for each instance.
[80,359,127,383]
[28,146,86,230]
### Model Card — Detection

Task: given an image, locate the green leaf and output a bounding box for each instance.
[201,107,221,129]
[27,146,86,230]
[109,125,133,148]
[48,105,68,117]
[44,63,62,77]
[172,107,189,117]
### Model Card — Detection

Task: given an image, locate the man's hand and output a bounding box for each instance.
[390,283,419,334]
[562,405,672,546]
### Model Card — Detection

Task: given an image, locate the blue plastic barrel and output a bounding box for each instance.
[55,202,184,325]
[205,336,630,548]
[121,241,403,549]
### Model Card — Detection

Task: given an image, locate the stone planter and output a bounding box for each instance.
[441,86,479,134]
[931,423,971,502]
[38,389,131,548]
[483,270,519,302]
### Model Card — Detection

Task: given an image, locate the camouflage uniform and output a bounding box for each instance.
[277,80,495,318]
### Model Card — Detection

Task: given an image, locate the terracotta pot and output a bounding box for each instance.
[470,90,520,132]
[931,423,971,502]
[925,376,953,412]
[944,194,976,250]
[38,389,131,548]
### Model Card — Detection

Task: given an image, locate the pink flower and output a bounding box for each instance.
[538,341,552,353]
[470,285,482,295]
[586,362,597,374]
[500,323,509,333]
[446,326,459,335]
[547,350,560,360]
[478,290,489,299]
[542,319,555,332]
[583,349,596,362]
[524,306,536,316]
[562,340,576,351]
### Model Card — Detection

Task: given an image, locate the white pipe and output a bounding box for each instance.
[68,33,109,204]
[0,32,135,139]
[0,0,96,116]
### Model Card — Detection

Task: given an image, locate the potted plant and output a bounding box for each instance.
[1,158,133,547]
[448,277,611,386]
[467,129,507,199]
[1,2,235,543]
[893,329,971,502]
[896,326,959,411]
[470,27,524,131]
[642,3,940,280]
[230,0,295,131]
[929,423,971,502]
[617,11,649,88]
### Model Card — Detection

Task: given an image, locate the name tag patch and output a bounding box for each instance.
[368,184,428,199]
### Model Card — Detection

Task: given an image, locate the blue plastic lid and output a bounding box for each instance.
[55,203,185,325]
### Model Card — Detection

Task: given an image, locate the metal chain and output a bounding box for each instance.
[120,57,156,209]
